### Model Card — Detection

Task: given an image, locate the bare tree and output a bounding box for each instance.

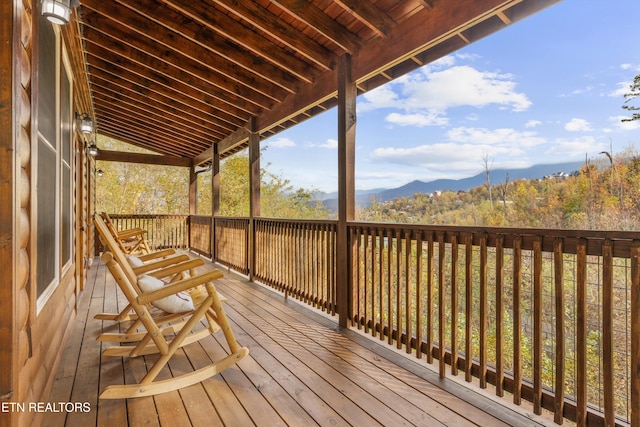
[499,172,510,218]
[481,153,494,207]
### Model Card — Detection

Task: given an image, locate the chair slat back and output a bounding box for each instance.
[95,215,140,287]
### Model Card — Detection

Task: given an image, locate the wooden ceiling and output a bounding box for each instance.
[68,0,561,165]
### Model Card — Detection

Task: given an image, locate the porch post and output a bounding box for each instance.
[248,117,260,281]
[188,163,196,249]
[211,143,220,260]
[189,162,197,215]
[337,54,356,328]
[0,0,16,421]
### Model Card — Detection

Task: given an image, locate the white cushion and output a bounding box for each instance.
[137,275,194,313]
[126,254,144,268]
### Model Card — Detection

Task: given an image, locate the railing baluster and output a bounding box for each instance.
[451,233,459,375]
[602,239,614,427]
[438,231,446,377]
[426,231,434,363]
[405,230,412,354]
[554,237,565,424]
[576,238,587,426]
[496,234,504,396]
[415,231,423,359]
[479,233,488,389]
[396,229,403,351]
[533,236,543,415]
[465,233,473,382]
[387,228,393,345]
[371,228,377,338]
[513,235,522,405]
[631,241,640,427]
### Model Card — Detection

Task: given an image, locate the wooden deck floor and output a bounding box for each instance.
[48,252,555,427]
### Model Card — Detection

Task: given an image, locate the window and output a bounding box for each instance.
[36,9,74,311]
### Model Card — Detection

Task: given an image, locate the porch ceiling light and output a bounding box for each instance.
[77,113,94,134]
[87,142,99,157]
[42,0,72,25]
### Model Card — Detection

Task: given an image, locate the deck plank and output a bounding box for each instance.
[48,253,556,427]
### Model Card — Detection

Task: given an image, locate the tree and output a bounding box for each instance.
[622,74,640,122]
[481,153,494,207]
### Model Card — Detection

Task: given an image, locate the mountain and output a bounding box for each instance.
[321,161,584,212]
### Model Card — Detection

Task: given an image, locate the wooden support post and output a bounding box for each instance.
[248,117,260,281]
[211,144,220,260]
[188,163,196,249]
[336,54,356,328]
[189,163,197,215]
[0,0,16,419]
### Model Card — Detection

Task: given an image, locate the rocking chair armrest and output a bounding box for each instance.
[116,228,146,239]
[146,258,205,279]
[138,249,176,261]
[137,269,224,305]
[132,254,190,275]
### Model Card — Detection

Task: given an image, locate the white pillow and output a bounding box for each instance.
[137,275,194,313]
[126,254,144,268]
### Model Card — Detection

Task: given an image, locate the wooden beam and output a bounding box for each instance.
[271,0,361,53]
[248,117,260,282]
[189,166,197,216]
[95,150,192,167]
[336,54,356,328]
[0,0,15,416]
[161,0,317,83]
[211,0,335,70]
[333,0,396,37]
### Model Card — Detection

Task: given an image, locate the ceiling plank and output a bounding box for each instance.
[158,0,319,83]
[91,86,224,142]
[88,73,231,136]
[86,51,245,130]
[80,2,297,97]
[333,0,397,37]
[270,0,362,53]
[211,0,335,71]
[81,24,279,111]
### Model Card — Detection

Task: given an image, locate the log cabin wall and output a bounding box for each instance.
[1,2,81,426]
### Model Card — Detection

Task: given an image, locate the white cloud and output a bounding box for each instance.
[269,137,296,148]
[446,127,545,148]
[545,136,605,157]
[610,115,640,130]
[385,112,448,127]
[525,120,542,128]
[319,138,338,149]
[564,118,593,132]
[609,81,631,98]
[356,60,531,127]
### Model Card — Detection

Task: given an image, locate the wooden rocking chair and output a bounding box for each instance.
[102,212,151,255]
[99,251,249,399]
[94,214,206,333]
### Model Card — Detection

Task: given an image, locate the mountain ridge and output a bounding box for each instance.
[320,161,584,212]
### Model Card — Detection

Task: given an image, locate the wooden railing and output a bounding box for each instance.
[349,223,638,427]
[107,213,639,426]
[214,217,250,275]
[106,214,189,250]
[254,218,337,315]
[189,215,212,257]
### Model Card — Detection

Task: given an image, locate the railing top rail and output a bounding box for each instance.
[348,220,640,241]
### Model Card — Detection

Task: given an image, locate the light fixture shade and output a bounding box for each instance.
[42,0,72,25]
[87,143,99,157]
[79,116,94,134]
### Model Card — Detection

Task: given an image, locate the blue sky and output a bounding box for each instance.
[260,0,640,193]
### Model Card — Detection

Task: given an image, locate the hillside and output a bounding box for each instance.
[321,161,584,212]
